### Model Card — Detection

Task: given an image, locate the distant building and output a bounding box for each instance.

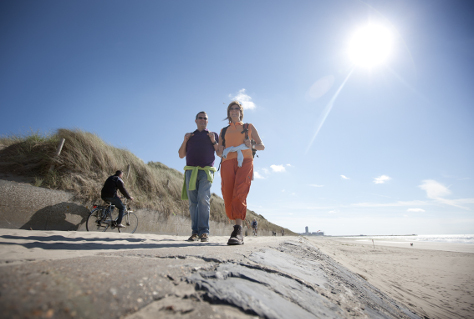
[300,227,324,236]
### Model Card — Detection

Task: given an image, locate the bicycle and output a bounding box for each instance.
[86,199,138,233]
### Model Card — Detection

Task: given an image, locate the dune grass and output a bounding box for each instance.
[0,129,295,235]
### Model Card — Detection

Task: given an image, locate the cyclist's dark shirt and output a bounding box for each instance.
[252,221,258,228]
[101,175,131,199]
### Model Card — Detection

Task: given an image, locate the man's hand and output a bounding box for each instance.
[179,133,193,159]
[184,133,193,142]
[129,197,134,201]
[208,132,216,144]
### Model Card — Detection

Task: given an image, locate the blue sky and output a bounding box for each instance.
[1,0,473,235]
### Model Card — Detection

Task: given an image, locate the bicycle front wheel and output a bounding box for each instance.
[118,212,138,234]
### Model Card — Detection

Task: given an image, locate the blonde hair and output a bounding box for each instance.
[224,100,243,122]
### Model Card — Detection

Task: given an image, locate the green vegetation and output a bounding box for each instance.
[0,129,295,235]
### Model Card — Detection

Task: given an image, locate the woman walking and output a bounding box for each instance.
[217,101,265,245]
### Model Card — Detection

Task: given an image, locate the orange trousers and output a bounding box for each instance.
[220,158,253,220]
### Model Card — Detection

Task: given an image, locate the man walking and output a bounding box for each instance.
[101,170,134,228]
[251,218,258,236]
[179,111,219,242]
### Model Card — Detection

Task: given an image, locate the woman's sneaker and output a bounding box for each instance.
[227,225,244,245]
[200,233,209,242]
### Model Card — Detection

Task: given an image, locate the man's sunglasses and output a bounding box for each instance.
[198,116,208,120]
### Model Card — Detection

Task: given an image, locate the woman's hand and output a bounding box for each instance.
[250,124,265,151]
[244,138,251,148]
[216,144,224,157]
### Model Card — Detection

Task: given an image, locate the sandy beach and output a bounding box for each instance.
[309,236,474,319]
[0,229,472,318]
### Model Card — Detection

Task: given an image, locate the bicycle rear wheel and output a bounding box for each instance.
[86,208,107,232]
[118,212,138,234]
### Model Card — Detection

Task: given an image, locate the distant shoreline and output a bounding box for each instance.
[314,235,474,254]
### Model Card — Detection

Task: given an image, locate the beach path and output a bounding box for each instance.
[0,229,422,318]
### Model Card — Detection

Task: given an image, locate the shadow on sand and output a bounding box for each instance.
[0,234,222,251]
[20,202,89,231]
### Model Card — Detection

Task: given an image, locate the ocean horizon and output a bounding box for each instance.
[341,234,474,245]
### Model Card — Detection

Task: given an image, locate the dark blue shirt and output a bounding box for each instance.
[101,175,131,199]
[186,129,218,167]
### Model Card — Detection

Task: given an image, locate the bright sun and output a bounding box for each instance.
[348,24,393,68]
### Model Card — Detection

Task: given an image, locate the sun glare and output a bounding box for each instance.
[348,24,393,68]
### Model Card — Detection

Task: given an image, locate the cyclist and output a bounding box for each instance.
[251,218,258,236]
[101,170,134,228]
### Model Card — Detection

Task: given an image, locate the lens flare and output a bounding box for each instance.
[305,69,354,154]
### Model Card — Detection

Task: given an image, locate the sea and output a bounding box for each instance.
[343,234,474,245]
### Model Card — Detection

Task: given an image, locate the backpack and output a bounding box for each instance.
[221,123,258,158]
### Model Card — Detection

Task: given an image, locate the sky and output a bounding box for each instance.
[1,0,473,236]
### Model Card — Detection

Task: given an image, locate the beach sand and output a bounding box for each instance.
[0,229,472,318]
[309,236,474,319]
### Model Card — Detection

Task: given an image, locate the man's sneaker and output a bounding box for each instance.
[187,233,199,242]
[227,225,244,245]
[116,223,126,228]
[200,233,209,242]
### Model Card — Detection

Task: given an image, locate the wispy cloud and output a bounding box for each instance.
[229,88,255,110]
[351,197,473,210]
[257,203,337,212]
[271,164,286,173]
[436,198,472,210]
[419,180,450,199]
[407,208,425,213]
[256,164,292,179]
[452,198,474,204]
[419,180,470,210]
[374,175,391,184]
[441,173,471,181]
[351,200,428,208]
[341,175,349,180]
[309,184,324,187]
[254,171,264,179]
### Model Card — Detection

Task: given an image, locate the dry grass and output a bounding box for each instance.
[0,129,295,235]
